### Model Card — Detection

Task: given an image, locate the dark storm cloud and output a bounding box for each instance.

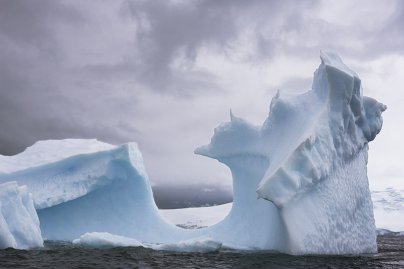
[127,0,318,84]
[0,0,139,154]
[0,0,402,183]
[0,0,320,155]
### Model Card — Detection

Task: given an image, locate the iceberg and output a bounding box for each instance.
[195,51,386,254]
[0,52,386,254]
[1,139,189,243]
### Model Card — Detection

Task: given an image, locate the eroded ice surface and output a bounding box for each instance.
[0,52,386,254]
[0,140,190,243]
[195,51,386,254]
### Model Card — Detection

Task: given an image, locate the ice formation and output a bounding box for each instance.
[0,181,43,249]
[0,52,386,254]
[73,232,222,253]
[1,139,189,243]
[195,51,386,254]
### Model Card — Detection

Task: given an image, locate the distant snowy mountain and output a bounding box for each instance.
[160,189,404,235]
[372,188,404,233]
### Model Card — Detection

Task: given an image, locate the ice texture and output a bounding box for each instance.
[195,51,386,254]
[1,140,190,242]
[0,182,43,249]
[0,52,386,254]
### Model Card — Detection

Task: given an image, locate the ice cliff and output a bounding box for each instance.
[0,52,386,254]
[0,139,188,243]
[196,51,386,254]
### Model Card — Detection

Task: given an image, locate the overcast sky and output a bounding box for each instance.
[0,0,403,191]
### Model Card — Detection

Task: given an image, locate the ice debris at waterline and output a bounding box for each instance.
[0,52,386,254]
[73,232,222,253]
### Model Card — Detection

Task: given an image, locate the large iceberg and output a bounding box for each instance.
[195,51,386,254]
[0,52,386,254]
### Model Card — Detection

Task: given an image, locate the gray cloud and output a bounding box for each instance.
[0,0,402,192]
[0,0,139,154]
[0,0,318,155]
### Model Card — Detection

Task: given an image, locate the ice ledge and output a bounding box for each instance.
[0,141,147,209]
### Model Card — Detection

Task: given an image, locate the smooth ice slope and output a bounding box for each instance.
[0,182,43,249]
[0,52,386,254]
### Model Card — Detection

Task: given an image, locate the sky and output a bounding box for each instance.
[0,0,403,193]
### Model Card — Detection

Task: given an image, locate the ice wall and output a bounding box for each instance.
[0,140,191,242]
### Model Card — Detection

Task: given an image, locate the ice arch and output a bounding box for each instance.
[0,52,386,254]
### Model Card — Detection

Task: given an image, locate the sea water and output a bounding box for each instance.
[0,236,403,269]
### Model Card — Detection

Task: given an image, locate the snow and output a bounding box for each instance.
[0,139,121,209]
[0,52,386,254]
[160,203,232,229]
[372,188,404,232]
[0,139,115,174]
[0,182,43,249]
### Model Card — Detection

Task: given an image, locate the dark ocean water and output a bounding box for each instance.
[0,236,403,269]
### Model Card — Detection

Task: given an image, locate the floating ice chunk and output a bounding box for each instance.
[73,232,143,247]
[73,232,222,253]
[150,237,222,253]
